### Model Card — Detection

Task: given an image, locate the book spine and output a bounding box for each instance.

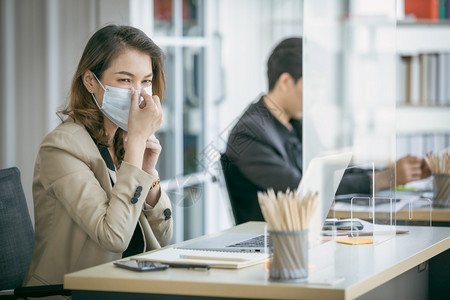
[448,0,450,19]
[405,0,439,20]
[398,56,408,105]
[447,53,450,105]
[432,0,440,19]
[405,56,412,105]
[439,0,448,19]
[428,54,438,106]
[437,53,446,106]
[401,52,450,107]
[411,55,421,106]
[419,54,430,106]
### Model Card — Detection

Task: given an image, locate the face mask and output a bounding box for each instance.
[91,73,152,131]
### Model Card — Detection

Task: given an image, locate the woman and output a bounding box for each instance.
[24,25,173,286]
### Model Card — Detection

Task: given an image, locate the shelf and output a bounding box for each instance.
[396,106,450,134]
[397,21,450,55]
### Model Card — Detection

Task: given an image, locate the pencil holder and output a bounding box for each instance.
[268,230,308,282]
[433,174,450,208]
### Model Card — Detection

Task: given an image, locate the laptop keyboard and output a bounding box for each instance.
[226,234,271,248]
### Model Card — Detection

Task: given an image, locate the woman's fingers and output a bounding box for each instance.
[130,88,140,109]
[146,135,162,149]
[128,88,162,133]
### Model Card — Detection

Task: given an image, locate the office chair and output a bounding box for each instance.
[0,167,71,299]
[211,158,236,226]
[219,153,240,225]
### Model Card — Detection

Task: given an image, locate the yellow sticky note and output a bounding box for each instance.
[337,238,373,245]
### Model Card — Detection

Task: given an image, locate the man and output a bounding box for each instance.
[222,37,428,225]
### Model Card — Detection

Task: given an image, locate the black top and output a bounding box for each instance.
[97,145,144,258]
[222,96,371,225]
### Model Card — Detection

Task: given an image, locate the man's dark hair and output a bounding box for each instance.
[267,37,302,91]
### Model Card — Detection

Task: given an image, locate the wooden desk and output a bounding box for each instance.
[64,222,450,300]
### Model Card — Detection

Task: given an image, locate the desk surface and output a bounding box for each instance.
[64,222,450,300]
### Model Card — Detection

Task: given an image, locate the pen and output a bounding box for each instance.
[168,263,211,271]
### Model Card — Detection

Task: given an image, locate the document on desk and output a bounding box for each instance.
[134,248,269,269]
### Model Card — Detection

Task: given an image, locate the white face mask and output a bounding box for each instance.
[91,73,152,131]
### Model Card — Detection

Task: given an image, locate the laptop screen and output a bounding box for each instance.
[296,152,353,245]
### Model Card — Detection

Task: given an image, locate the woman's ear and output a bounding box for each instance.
[82,70,96,94]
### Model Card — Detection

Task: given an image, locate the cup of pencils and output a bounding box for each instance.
[258,189,317,282]
[425,152,450,208]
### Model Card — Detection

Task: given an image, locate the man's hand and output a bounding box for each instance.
[396,155,422,186]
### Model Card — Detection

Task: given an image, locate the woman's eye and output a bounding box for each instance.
[142,79,152,87]
[119,78,131,83]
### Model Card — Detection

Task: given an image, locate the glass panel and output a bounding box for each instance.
[304,0,397,243]
[303,0,397,197]
[156,46,176,181]
[154,0,175,36]
[183,47,205,175]
[183,0,204,36]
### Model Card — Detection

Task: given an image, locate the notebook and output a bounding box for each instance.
[178,152,353,253]
[134,247,268,269]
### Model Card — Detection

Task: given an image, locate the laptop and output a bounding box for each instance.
[178,152,353,253]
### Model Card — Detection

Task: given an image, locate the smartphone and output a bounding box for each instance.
[113,260,169,272]
[322,220,364,231]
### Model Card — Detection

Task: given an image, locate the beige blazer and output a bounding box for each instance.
[24,119,173,287]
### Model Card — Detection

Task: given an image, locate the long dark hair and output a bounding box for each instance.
[60,25,166,164]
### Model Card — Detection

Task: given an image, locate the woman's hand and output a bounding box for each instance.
[123,88,163,169]
[142,134,162,174]
[128,88,162,141]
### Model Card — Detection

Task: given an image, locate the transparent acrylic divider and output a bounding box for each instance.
[372,197,396,243]
[399,197,432,228]
[350,196,396,244]
[344,161,393,244]
[349,196,371,239]
[349,197,432,243]
[325,162,375,242]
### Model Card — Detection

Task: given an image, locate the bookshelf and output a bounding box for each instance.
[397,21,450,55]
[396,20,450,157]
[397,106,449,134]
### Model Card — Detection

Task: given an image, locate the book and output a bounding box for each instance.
[405,0,439,20]
[419,54,430,105]
[396,135,411,159]
[134,247,269,269]
[410,134,425,156]
[410,55,421,106]
[398,56,408,105]
[439,0,448,19]
[428,53,438,106]
[437,53,447,106]
[448,0,450,19]
[446,53,450,105]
